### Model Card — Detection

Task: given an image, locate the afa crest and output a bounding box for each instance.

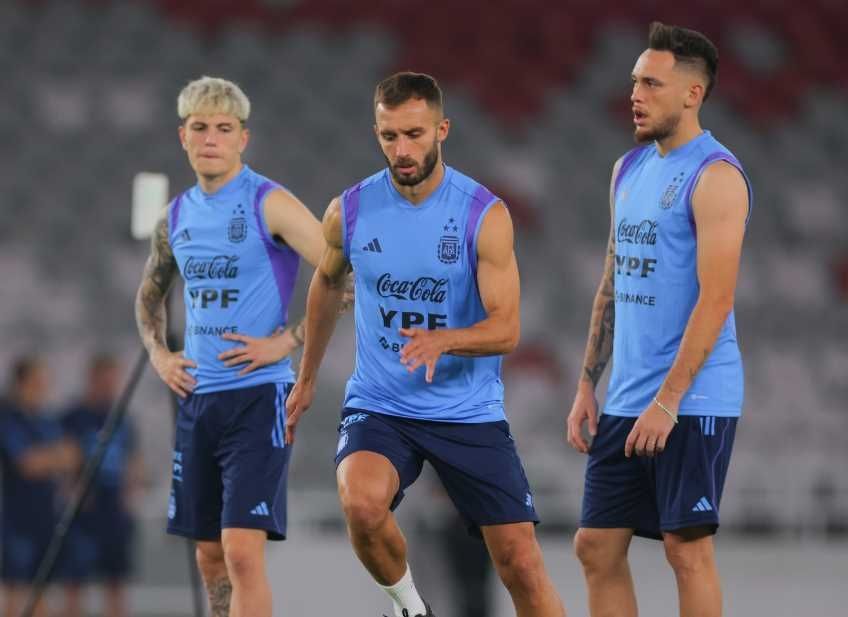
[438,235,460,264]
[438,217,461,264]
[660,171,687,209]
[228,217,247,243]
[228,203,248,243]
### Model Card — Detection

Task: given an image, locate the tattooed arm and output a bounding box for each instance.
[624,161,748,458]
[134,213,197,397]
[566,158,622,453]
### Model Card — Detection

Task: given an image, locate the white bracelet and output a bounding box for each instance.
[653,396,678,424]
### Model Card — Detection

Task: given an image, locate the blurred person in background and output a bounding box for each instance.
[0,356,81,617]
[134,76,328,617]
[286,72,565,617]
[60,353,145,617]
[566,22,752,617]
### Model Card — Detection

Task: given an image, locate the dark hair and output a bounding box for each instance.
[648,22,718,101]
[10,356,41,388]
[374,72,443,111]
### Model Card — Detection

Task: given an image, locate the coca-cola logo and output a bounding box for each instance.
[184,255,240,280]
[376,273,447,304]
[617,219,658,245]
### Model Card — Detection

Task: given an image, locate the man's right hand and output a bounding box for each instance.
[285,378,315,445]
[150,347,197,398]
[566,381,599,454]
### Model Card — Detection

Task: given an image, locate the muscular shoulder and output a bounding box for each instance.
[692,161,749,222]
[477,201,514,265]
[693,161,748,204]
[262,185,303,214]
[697,160,746,188]
[322,197,344,249]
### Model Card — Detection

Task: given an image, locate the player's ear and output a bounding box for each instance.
[178,125,187,151]
[437,117,450,143]
[684,82,704,109]
[239,127,250,153]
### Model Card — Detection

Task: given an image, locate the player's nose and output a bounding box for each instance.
[630,83,643,104]
[395,135,411,157]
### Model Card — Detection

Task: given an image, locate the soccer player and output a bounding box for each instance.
[134,76,325,617]
[286,72,566,617]
[0,357,81,617]
[566,23,752,617]
[61,353,145,617]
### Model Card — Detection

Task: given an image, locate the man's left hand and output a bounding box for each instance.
[219,329,297,375]
[624,400,677,458]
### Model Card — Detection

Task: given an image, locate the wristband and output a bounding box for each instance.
[653,396,678,424]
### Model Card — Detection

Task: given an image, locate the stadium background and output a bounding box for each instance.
[1,0,846,614]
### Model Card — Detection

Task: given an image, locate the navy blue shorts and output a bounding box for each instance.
[59,512,135,582]
[168,382,292,541]
[581,414,737,540]
[334,408,539,537]
[1,529,50,582]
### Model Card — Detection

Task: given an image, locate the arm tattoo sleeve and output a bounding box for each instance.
[134,215,178,354]
[337,271,355,315]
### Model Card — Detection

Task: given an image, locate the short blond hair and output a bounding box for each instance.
[177,76,251,122]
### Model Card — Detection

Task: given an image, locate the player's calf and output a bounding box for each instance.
[484,523,566,616]
[221,529,272,617]
[195,541,231,617]
[663,529,722,617]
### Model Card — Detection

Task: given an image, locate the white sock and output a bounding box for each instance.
[378,563,427,617]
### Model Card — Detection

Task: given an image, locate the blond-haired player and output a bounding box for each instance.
[135,76,325,617]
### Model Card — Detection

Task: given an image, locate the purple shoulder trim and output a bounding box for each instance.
[252,181,300,323]
[466,185,498,274]
[168,193,184,237]
[341,184,362,260]
[613,147,646,198]
[683,152,753,225]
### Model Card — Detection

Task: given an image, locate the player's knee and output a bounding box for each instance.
[195,543,227,581]
[492,540,546,598]
[663,534,714,577]
[222,543,262,582]
[573,528,620,572]
[340,492,389,536]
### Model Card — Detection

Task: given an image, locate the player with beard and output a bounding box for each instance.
[566,23,752,617]
[286,72,566,617]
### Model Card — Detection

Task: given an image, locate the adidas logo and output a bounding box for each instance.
[699,416,717,436]
[691,496,713,512]
[175,229,191,244]
[362,238,383,253]
[250,501,270,516]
